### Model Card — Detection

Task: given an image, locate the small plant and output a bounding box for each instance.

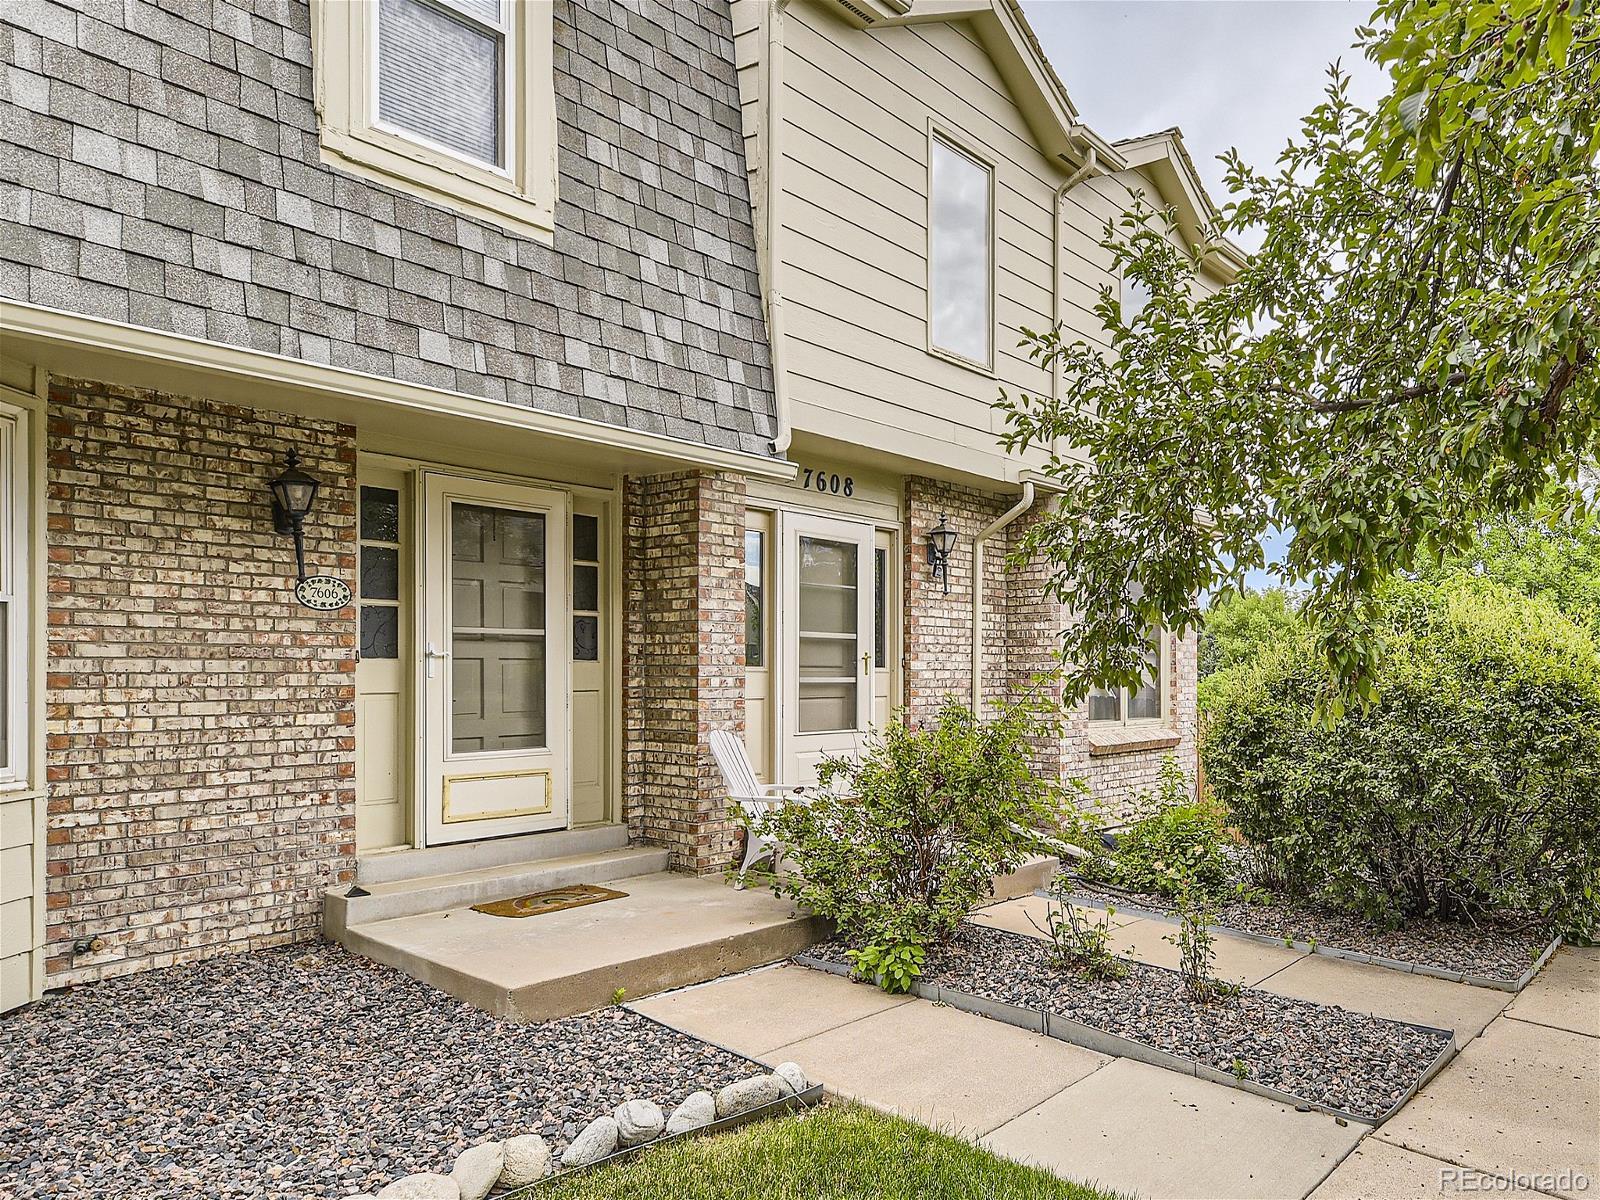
[1030,897,1128,981]
[1167,890,1233,1003]
[846,941,926,994]
[1079,759,1233,902]
[1230,1057,1250,1081]
[610,987,627,1006]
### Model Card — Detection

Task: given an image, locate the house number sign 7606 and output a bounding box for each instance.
[799,467,853,497]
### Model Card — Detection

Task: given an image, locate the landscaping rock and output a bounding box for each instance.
[498,1135,553,1188]
[449,1142,502,1200]
[665,1090,716,1135]
[772,1062,808,1097]
[613,1098,665,1146]
[715,1074,781,1118]
[376,1175,459,1199]
[559,1115,619,1168]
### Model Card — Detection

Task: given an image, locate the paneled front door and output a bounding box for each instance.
[422,473,570,845]
[782,512,875,783]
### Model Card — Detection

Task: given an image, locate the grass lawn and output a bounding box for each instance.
[531,1102,1120,1200]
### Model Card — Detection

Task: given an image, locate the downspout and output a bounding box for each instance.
[1051,142,1098,404]
[971,481,1034,714]
[766,0,793,454]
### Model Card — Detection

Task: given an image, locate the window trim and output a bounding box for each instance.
[0,398,31,789]
[311,0,556,243]
[1088,630,1170,729]
[925,123,996,374]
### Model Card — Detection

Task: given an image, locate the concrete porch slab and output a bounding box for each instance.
[1264,953,1512,1047]
[1309,1138,1548,1200]
[982,1057,1363,1200]
[761,994,1111,1138]
[1377,1014,1599,1198]
[1505,947,1599,1038]
[341,872,824,1022]
[629,963,914,1058]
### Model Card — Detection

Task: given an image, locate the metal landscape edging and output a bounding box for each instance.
[792,951,1455,1127]
[1044,887,1563,993]
[504,1084,825,1197]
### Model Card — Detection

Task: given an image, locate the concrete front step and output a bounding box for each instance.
[354,824,631,884]
[322,845,670,938]
[340,871,826,1021]
[990,854,1060,903]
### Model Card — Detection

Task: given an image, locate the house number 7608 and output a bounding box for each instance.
[801,468,853,497]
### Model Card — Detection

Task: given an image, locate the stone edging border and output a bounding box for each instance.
[500,1085,825,1197]
[794,951,1456,1127]
[1044,887,1565,993]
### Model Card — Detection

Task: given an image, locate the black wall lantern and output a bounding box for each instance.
[925,512,959,594]
[268,449,321,582]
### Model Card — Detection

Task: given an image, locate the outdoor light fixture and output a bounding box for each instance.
[925,513,959,594]
[268,449,321,583]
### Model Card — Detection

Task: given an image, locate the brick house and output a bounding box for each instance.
[0,0,1232,1014]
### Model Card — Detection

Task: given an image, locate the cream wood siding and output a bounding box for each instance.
[734,1,1225,481]
[1,793,43,1012]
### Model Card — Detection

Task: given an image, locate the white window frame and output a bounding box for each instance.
[0,401,30,787]
[926,125,996,373]
[310,0,556,242]
[1088,629,1169,728]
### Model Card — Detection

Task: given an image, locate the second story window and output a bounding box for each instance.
[929,134,993,369]
[311,0,556,241]
[377,0,507,168]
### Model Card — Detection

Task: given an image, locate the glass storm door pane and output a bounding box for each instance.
[450,503,546,753]
[797,536,858,733]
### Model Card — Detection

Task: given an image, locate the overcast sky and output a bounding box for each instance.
[1023,1,1386,588]
[1023,1,1387,216]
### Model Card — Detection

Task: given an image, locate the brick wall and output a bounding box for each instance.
[45,377,356,985]
[899,474,1198,822]
[622,469,746,873]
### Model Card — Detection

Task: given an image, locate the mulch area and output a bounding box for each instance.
[805,924,1453,1121]
[1067,877,1554,983]
[0,943,765,1199]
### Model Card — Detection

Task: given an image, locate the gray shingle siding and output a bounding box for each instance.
[0,0,778,457]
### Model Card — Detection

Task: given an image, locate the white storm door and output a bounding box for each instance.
[782,513,875,784]
[422,474,570,845]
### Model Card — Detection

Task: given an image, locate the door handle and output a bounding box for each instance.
[862,651,872,676]
[426,642,451,679]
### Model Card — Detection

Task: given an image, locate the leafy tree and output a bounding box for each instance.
[1198,587,1305,679]
[1415,481,1600,630]
[1000,0,1598,712]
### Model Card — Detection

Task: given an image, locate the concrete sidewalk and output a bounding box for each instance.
[631,906,1597,1200]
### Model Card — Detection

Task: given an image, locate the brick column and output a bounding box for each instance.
[622,469,746,874]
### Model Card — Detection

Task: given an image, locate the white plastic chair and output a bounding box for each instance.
[709,730,812,884]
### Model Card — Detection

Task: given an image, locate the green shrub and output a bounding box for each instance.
[1199,587,1305,681]
[1203,579,1600,936]
[1080,758,1233,901]
[752,699,1076,959]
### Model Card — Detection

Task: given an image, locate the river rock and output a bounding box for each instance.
[771,1061,809,1097]
[665,1089,716,1135]
[559,1115,619,1168]
[613,1098,665,1146]
[499,1135,553,1187]
[449,1141,502,1200]
[714,1074,781,1118]
[376,1174,459,1200]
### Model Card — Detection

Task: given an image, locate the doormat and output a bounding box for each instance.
[471,884,629,919]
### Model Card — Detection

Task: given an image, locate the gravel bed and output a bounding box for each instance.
[1066,877,1553,983]
[0,943,766,1200]
[805,925,1451,1121]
